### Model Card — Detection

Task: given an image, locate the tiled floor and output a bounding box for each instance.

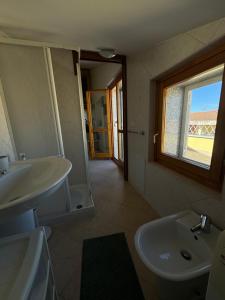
[48,160,159,300]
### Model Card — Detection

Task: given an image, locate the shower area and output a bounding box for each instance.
[50,48,94,216]
[0,42,94,224]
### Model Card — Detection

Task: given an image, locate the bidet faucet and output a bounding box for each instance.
[191,214,211,233]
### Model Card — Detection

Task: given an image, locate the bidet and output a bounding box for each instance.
[135,210,221,300]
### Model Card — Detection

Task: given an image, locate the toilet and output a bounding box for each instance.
[206,230,225,300]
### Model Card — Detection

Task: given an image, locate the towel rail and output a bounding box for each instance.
[127,130,145,136]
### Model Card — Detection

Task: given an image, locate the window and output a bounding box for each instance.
[163,65,223,168]
[154,42,225,190]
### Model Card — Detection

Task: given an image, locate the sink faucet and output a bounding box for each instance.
[191,214,211,233]
[19,153,27,160]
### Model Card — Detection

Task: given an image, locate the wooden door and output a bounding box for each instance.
[86,89,112,159]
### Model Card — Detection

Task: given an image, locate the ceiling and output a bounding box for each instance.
[0,0,225,54]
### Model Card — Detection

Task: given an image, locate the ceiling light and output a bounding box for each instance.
[98,48,116,59]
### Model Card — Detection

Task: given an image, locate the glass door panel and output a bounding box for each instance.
[112,86,119,160]
[91,92,108,129]
[117,80,124,163]
[117,80,123,131]
[86,89,112,159]
[94,132,109,153]
[118,132,124,162]
[110,79,124,165]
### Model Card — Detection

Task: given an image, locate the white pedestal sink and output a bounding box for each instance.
[0,156,72,237]
[135,210,221,300]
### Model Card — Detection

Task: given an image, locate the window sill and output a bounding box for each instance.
[155,153,223,191]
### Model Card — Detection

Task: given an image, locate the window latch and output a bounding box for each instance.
[153,133,159,144]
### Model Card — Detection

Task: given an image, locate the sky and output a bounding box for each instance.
[190,81,222,112]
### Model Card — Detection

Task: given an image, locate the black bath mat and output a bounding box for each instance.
[80,233,145,300]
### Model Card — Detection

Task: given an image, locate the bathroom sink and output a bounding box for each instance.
[135,210,220,281]
[0,156,72,220]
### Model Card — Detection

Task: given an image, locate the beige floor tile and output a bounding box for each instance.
[48,160,159,300]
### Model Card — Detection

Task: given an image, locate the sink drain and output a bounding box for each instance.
[76,204,83,209]
[180,249,192,261]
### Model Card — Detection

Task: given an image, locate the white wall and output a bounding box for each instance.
[127,17,225,229]
[90,63,122,89]
[51,48,87,186]
[0,44,59,158]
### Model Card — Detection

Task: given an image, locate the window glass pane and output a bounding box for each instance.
[182,81,222,166]
[163,86,184,156]
[162,64,224,168]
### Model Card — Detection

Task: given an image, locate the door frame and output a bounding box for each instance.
[86,89,113,159]
[75,50,128,181]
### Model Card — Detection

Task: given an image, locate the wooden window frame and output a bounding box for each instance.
[154,38,225,190]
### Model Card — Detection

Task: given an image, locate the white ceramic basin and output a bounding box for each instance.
[0,156,72,221]
[135,211,220,281]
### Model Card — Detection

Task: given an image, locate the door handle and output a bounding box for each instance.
[153,133,159,144]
